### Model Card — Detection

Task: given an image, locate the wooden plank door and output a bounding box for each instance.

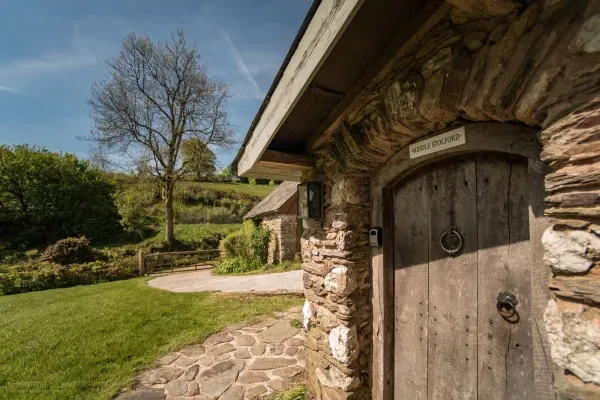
[393,152,537,400]
[476,153,535,400]
[428,155,478,400]
[394,169,429,400]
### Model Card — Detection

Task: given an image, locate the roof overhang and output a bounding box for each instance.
[234,0,450,181]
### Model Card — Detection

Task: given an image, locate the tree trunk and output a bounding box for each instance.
[164,182,175,245]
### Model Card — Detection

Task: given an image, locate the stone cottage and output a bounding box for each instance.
[233,0,600,398]
[244,181,300,264]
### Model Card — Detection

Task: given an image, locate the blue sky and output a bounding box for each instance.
[0,0,310,169]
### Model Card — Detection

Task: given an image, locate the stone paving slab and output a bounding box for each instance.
[147,269,303,294]
[117,307,305,400]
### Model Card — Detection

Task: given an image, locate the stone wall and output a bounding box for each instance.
[301,172,372,400]
[261,214,298,264]
[301,0,600,398]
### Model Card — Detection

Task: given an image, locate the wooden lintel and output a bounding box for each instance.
[242,164,304,182]
[257,150,315,171]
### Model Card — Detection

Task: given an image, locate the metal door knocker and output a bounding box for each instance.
[439,227,463,256]
[497,291,518,319]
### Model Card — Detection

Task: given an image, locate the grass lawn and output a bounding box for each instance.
[219,263,303,276]
[97,223,242,253]
[185,182,276,199]
[170,223,241,242]
[0,279,301,400]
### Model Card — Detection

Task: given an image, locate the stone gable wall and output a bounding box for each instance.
[301,0,600,399]
[261,215,298,264]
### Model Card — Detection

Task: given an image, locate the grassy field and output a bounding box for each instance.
[170,223,240,243]
[183,182,276,198]
[0,279,301,400]
[214,262,303,276]
[98,223,242,252]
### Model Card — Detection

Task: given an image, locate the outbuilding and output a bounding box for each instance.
[244,181,300,264]
[234,1,600,399]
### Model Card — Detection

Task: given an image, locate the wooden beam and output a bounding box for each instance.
[306,1,451,152]
[259,150,315,169]
[242,166,303,182]
[237,0,365,176]
[255,150,315,173]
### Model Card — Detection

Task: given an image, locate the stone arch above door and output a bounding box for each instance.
[372,122,541,191]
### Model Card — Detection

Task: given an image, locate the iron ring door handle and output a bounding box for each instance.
[497,292,518,318]
[439,228,463,256]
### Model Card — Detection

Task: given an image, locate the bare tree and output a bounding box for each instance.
[87,30,234,244]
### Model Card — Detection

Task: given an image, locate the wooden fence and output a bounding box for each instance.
[138,249,221,276]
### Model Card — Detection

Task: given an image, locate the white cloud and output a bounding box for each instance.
[0,85,22,94]
[238,50,281,76]
[0,53,96,80]
[220,31,263,100]
[0,25,97,93]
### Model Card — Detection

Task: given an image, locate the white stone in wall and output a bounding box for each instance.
[303,300,315,331]
[329,325,358,364]
[544,299,600,384]
[324,266,359,296]
[542,228,600,274]
[331,179,363,205]
[336,230,355,251]
[570,14,600,54]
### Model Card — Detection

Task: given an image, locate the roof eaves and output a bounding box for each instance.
[231,0,322,175]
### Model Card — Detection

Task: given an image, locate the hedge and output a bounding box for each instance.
[0,259,137,295]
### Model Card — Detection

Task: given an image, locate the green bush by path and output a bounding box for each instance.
[0,223,243,296]
[0,279,301,400]
[0,259,137,295]
[213,260,302,276]
[212,257,264,274]
[216,221,271,275]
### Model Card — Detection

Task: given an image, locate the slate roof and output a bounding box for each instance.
[244,181,299,219]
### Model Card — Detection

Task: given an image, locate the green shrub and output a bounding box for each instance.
[248,222,271,264]
[220,221,270,262]
[0,258,137,295]
[249,178,257,186]
[114,186,157,239]
[220,230,251,259]
[212,257,263,275]
[0,145,120,249]
[274,386,307,400]
[39,237,94,265]
[268,180,275,187]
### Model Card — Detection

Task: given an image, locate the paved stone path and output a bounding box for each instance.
[116,307,306,400]
[147,269,303,294]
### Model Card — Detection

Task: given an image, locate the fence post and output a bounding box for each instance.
[138,250,145,276]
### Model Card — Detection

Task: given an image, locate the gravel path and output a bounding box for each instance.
[147,269,303,294]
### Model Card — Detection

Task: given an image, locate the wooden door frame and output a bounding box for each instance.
[370,122,546,400]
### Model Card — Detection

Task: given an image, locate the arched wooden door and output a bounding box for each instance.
[393,151,542,399]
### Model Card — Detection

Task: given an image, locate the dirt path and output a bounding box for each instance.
[147,269,303,294]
